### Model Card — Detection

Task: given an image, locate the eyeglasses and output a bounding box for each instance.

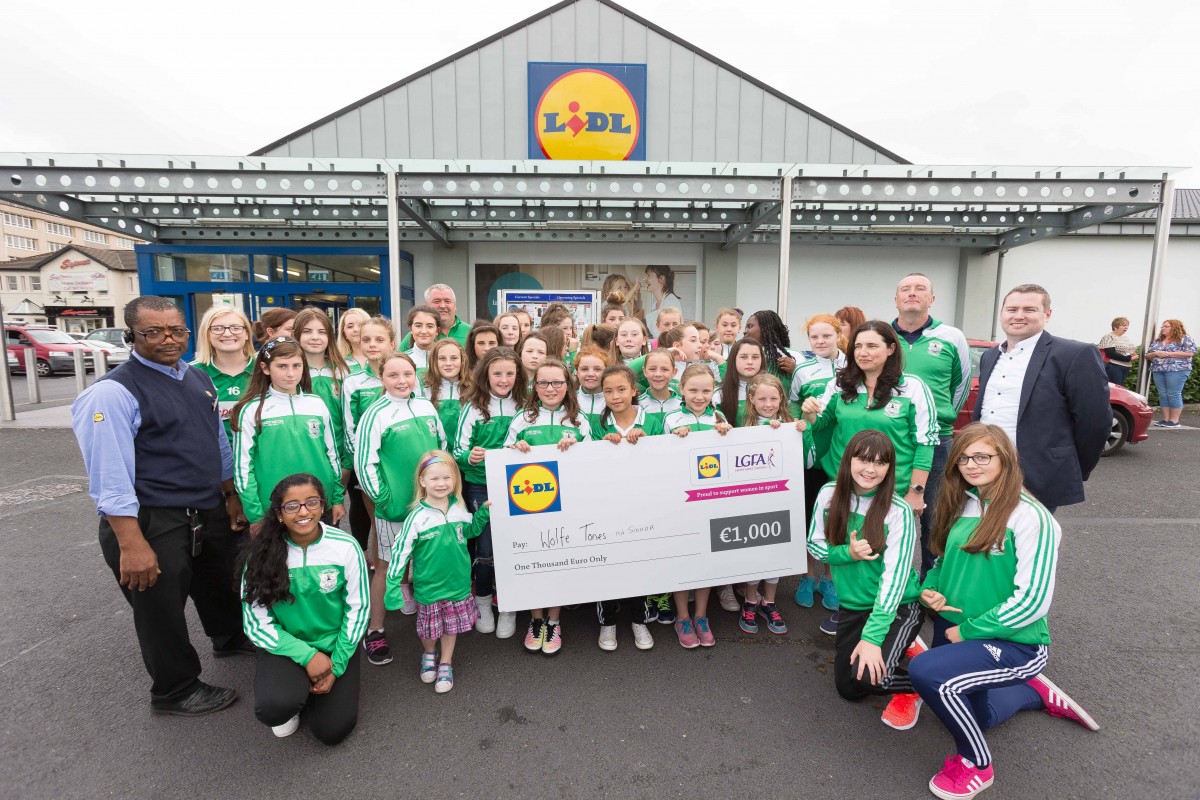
[210,324,246,335]
[535,380,567,389]
[281,498,325,513]
[133,327,191,343]
[956,453,996,466]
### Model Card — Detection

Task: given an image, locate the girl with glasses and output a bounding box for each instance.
[192,305,255,444]
[240,474,368,744]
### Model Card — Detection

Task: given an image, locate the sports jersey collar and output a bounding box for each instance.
[268,385,300,400]
[892,315,937,344]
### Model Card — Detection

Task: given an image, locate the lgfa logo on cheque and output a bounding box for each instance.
[529,63,647,160]
[506,462,562,515]
[696,454,722,480]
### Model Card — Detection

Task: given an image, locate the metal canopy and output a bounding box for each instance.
[0,155,1178,252]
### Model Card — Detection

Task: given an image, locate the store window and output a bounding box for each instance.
[286,253,380,283]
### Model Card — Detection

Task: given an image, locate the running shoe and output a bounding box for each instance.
[739,601,759,634]
[794,576,816,608]
[757,601,788,635]
[819,612,839,636]
[717,585,740,612]
[542,621,563,655]
[674,618,700,649]
[816,578,840,611]
[496,611,518,639]
[363,630,393,665]
[881,692,923,730]
[651,594,675,625]
[906,635,929,661]
[524,618,545,653]
[271,714,300,738]
[694,616,716,647]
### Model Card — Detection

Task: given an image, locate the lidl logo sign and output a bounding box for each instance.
[507,461,562,515]
[696,454,722,480]
[529,62,647,161]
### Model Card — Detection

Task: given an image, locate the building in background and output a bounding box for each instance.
[2,200,141,261]
[0,245,139,333]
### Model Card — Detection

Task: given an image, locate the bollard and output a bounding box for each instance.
[74,349,88,395]
[25,347,41,404]
[0,348,14,421]
[94,349,108,377]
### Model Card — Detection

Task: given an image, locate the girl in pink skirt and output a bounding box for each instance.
[386,450,491,694]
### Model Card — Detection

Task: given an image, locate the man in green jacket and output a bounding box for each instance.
[399,284,471,349]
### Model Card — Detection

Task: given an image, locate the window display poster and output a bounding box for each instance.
[497,291,599,330]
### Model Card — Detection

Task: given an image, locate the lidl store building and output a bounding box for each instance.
[2,0,1194,351]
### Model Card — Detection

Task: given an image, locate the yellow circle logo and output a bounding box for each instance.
[535,69,641,160]
[508,463,560,514]
[697,455,721,479]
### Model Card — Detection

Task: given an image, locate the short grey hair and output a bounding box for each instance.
[424,284,456,302]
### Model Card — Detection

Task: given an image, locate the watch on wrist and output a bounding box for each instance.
[222,489,237,500]
[912,484,925,494]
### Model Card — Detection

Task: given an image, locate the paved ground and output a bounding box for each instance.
[1,416,1197,799]
[4,372,84,411]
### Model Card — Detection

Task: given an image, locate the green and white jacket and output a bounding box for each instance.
[242,524,369,677]
[505,405,593,448]
[385,498,490,609]
[787,350,846,463]
[637,389,682,434]
[309,365,351,470]
[921,490,1060,645]
[427,378,463,450]
[191,358,254,445]
[233,388,344,523]
[576,389,606,434]
[453,395,519,484]
[341,366,383,460]
[664,405,726,433]
[894,318,971,438]
[355,393,447,522]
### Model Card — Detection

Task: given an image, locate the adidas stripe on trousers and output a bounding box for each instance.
[834,601,924,700]
[909,616,1046,767]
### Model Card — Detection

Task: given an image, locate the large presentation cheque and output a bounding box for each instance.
[486,426,808,612]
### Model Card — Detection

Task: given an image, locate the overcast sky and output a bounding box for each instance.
[2,0,1196,187]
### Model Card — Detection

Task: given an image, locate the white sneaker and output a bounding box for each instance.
[718,585,740,612]
[496,611,518,639]
[598,625,618,651]
[271,714,300,738]
[632,623,654,650]
[474,595,496,634]
[400,583,417,615]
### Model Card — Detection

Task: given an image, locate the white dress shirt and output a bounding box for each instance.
[980,331,1044,447]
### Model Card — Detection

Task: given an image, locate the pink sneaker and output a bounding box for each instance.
[929,754,994,800]
[1027,674,1100,731]
[693,616,715,647]
[674,618,700,649]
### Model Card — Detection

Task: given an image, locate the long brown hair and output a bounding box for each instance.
[523,360,582,425]
[293,307,349,384]
[598,364,640,429]
[838,320,902,409]
[253,307,296,342]
[824,430,897,552]
[466,324,501,372]
[463,346,526,420]
[719,338,765,425]
[424,338,470,404]
[230,337,313,433]
[930,423,1025,557]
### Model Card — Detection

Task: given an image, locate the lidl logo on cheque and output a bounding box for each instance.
[696,454,722,480]
[506,462,562,515]
[529,62,647,161]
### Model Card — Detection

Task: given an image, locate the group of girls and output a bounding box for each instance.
[204,298,1098,800]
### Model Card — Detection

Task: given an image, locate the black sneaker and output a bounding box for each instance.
[819,612,839,636]
[363,630,393,665]
[150,682,238,716]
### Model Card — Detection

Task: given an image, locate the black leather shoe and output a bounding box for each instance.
[150,683,238,716]
[212,639,257,658]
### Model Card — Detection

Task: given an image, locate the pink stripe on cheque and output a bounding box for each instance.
[685,480,789,502]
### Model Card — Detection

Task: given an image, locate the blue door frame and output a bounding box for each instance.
[135,244,414,358]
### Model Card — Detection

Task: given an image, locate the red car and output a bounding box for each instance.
[954,339,1152,456]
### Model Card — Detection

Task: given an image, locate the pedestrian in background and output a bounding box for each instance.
[1097,317,1138,385]
[1146,319,1196,427]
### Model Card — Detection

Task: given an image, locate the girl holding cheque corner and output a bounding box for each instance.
[806,430,926,731]
[504,360,591,656]
[386,451,491,695]
[909,424,1097,800]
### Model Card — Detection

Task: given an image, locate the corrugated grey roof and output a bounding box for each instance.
[1126,188,1200,221]
[1,245,138,272]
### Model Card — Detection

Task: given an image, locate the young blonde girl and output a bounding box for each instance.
[386,450,491,694]
[573,346,610,435]
[423,338,470,447]
[663,364,732,648]
[356,351,447,666]
[453,347,527,639]
[337,308,372,373]
[503,360,591,655]
[191,305,256,445]
[493,313,522,348]
[713,307,743,358]
[341,316,395,555]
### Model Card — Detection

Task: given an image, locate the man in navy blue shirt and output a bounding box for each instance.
[73,296,252,716]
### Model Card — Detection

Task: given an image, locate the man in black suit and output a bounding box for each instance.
[973,284,1111,512]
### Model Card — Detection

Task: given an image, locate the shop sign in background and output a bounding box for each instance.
[528,62,647,160]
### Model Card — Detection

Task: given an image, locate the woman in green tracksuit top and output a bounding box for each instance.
[804,321,939,513]
[191,305,256,445]
[453,347,527,637]
[355,351,447,664]
[240,473,369,744]
[909,422,1095,800]
[231,338,344,526]
[807,430,925,732]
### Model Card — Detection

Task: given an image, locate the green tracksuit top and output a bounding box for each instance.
[233,388,344,523]
[627,355,707,392]
[241,524,369,677]
[404,347,431,397]
[355,393,447,523]
[341,366,383,461]
[398,316,472,351]
[427,378,463,448]
[504,405,593,448]
[812,374,940,495]
[787,350,846,464]
[806,484,921,646]
[592,405,664,438]
[385,498,490,609]
[722,348,806,398]
[754,417,817,469]
[637,389,682,434]
[893,318,971,438]
[576,388,606,434]
[921,490,1060,645]
[664,405,725,433]
[714,380,750,427]
[309,365,351,470]
[453,394,519,484]
[191,358,254,444]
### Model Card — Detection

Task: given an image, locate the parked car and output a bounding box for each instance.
[84,327,128,349]
[4,324,94,377]
[6,349,16,374]
[954,339,1152,456]
[70,333,130,365]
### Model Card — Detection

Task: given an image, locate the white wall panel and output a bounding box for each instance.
[455,51,483,159]
[335,111,362,159]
